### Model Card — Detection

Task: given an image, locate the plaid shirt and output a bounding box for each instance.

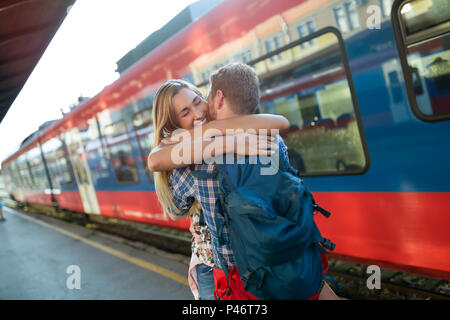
[169,136,289,270]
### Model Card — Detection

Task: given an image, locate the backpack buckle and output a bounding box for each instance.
[321,238,336,251]
[313,203,332,218]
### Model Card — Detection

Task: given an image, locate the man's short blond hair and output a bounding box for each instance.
[209,63,260,115]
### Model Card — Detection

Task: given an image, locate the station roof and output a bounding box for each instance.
[0,0,75,124]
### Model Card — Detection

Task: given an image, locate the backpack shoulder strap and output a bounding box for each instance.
[280,151,336,251]
[282,157,333,219]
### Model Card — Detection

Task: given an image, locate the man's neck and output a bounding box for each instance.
[216,107,240,120]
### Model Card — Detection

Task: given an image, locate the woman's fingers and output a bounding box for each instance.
[161,135,184,145]
[254,140,279,156]
[160,138,179,146]
[233,133,279,156]
[161,128,192,145]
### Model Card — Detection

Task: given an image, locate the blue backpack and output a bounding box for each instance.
[195,150,335,300]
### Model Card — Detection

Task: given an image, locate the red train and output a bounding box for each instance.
[2,0,450,280]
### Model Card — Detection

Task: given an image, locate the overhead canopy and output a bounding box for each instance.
[0,0,75,124]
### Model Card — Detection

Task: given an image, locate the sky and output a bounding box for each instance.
[0,0,198,163]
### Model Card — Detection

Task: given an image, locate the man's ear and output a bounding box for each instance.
[215,89,224,109]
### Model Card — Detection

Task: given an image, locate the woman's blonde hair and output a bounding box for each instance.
[152,79,203,218]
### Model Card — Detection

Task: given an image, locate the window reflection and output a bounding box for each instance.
[401,0,449,36]
[400,0,450,118]
[27,147,48,189]
[133,108,155,183]
[255,31,367,175]
[103,120,139,184]
[333,0,360,33]
[41,137,74,189]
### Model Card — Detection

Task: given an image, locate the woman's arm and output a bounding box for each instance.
[202,113,290,135]
[148,138,218,172]
[162,114,289,144]
[148,133,276,172]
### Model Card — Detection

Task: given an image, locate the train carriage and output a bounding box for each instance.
[2,0,450,279]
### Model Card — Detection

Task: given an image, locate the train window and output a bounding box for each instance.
[253,28,368,176]
[3,164,13,189]
[10,167,19,189]
[133,108,155,184]
[27,147,48,189]
[17,155,33,188]
[13,166,22,188]
[82,118,109,184]
[9,169,17,189]
[1,166,12,190]
[41,138,74,189]
[394,0,450,121]
[103,120,140,184]
[10,161,23,188]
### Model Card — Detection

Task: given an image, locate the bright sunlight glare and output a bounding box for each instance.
[0,0,198,162]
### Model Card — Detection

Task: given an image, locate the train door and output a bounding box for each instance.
[64,127,101,215]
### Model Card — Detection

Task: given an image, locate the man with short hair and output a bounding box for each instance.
[207,62,260,119]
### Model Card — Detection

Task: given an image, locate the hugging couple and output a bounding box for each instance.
[148,63,338,300]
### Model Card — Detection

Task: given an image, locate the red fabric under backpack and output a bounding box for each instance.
[213,253,329,300]
[213,266,259,300]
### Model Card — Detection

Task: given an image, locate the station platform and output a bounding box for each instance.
[0,206,193,299]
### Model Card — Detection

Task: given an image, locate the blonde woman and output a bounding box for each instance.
[149,79,289,300]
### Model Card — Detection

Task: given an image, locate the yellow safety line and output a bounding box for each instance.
[10,209,189,287]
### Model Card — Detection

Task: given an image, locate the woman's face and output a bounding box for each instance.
[172,88,209,130]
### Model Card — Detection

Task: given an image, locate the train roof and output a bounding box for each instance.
[116,0,223,75]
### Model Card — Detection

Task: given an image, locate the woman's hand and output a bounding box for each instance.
[161,128,191,145]
[225,132,278,156]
